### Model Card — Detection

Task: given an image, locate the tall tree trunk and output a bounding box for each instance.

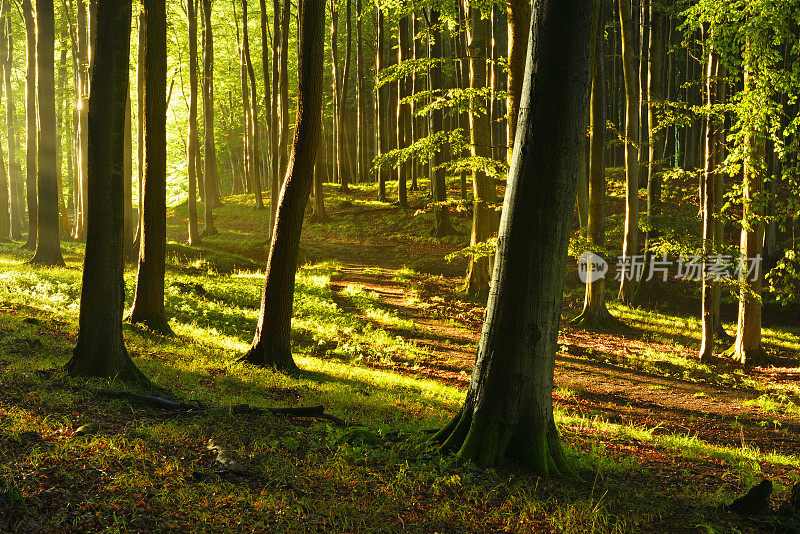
[0,8,7,240]
[637,0,649,189]
[375,7,388,201]
[270,0,281,225]
[56,36,69,236]
[396,14,410,207]
[491,5,507,164]
[201,0,219,235]
[2,15,21,240]
[699,51,727,363]
[73,0,89,240]
[277,0,290,193]
[21,0,37,250]
[66,0,146,381]
[727,58,766,367]
[134,9,145,248]
[310,134,328,222]
[435,0,593,471]
[259,0,272,230]
[428,8,455,238]
[506,0,531,162]
[30,0,65,266]
[336,0,353,192]
[464,5,499,296]
[242,0,324,371]
[243,0,264,210]
[187,0,201,244]
[572,2,616,328]
[356,0,367,187]
[123,95,136,260]
[129,0,172,335]
[617,0,640,304]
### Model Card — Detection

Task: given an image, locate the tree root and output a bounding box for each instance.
[569,306,625,331]
[96,389,348,426]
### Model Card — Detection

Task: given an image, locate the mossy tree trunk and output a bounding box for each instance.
[66,0,146,382]
[242,0,324,372]
[435,0,592,472]
[129,0,172,336]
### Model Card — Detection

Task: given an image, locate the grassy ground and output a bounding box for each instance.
[1,178,799,533]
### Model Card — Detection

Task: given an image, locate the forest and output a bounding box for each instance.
[1,0,800,532]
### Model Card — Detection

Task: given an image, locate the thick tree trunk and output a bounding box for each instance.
[617,0,640,304]
[30,0,65,266]
[464,6,499,296]
[187,0,201,245]
[572,3,616,329]
[506,0,531,162]
[435,0,592,471]
[129,0,172,335]
[21,0,37,250]
[427,8,455,238]
[2,17,21,240]
[242,0,324,372]
[66,0,145,382]
[201,0,219,235]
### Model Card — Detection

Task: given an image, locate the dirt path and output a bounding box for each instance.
[329,263,800,458]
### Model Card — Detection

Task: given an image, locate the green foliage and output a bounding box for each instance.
[766,248,800,306]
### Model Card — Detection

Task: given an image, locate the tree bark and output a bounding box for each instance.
[727,58,766,367]
[21,0,37,250]
[201,0,219,235]
[506,0,531,162]
[435,0,593,471]
[242,0,324,372]
[395,14,410,207]
[572,3,616,329]
[277,0,290,191]
[427,8,455,239]
[375,7,388,202]
[72,0,89,240]
[30,0,65,266]
[270,0,281,225]
[259,0,272,229]
[617,0,640,304]
[242,0,264,210]
[129,0,172,335]
[2,15,20,240]
[123,95,136,260]
[66,0,146,382]
[464,5,499,296]
[187,0,201,245]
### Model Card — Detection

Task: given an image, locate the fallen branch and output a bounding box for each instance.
[96,389,348,426]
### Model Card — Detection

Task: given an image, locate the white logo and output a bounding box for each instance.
[578,251,608,283]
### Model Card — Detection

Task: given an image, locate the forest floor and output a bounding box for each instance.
[1,178,800,533]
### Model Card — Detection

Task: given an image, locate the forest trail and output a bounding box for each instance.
[329,263,800,458]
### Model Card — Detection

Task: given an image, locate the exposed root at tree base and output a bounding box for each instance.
[433,408,576,477]
[569,307,625,332]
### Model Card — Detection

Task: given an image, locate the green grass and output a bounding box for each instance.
[2,184,800,532]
